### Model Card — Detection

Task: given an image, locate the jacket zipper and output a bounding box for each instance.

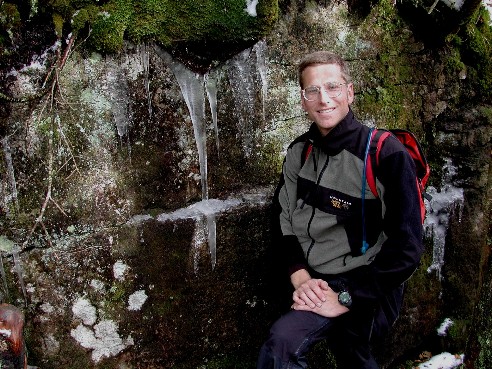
[306,154,330,262]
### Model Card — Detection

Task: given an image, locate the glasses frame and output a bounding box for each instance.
[302,82,348,102]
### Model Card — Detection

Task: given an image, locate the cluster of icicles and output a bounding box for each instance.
[135,41,269,271]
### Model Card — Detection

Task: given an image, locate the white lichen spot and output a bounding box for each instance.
[128,290,148,311]
[0,235,15,253]
[43,333,60,356]
[113,260,129,281]
[40,302,54,314]
[72,297,97,326]
[90,279,106,292]
[70,320,133,363]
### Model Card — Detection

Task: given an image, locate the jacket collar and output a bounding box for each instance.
[308,109,362,156]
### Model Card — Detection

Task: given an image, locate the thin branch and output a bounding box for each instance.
[428,0,439,14]
[21,121,54,250]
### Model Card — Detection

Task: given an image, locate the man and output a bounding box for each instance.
[257,51,424,369]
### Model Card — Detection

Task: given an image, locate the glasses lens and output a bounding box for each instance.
[303,83,344,101]
[324,82,342,98]
[303,86,320,101]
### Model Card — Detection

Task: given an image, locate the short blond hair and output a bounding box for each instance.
[298,51,352,88]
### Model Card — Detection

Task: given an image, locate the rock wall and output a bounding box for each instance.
[0,1,491,368]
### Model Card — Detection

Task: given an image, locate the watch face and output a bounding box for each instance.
[338,291,352,307]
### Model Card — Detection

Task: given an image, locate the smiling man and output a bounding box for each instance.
[256,51,425,369]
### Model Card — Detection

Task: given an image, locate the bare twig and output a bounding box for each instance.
[428,0,439,14]
[20,34,80,251]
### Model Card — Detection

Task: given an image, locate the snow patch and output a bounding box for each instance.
[440,0,465,11]
[245,0,258,16]
[437,318,454,336]
[424,159,464,280]
[416,352,464,369]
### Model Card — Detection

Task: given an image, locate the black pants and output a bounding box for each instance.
[257,284,404,369]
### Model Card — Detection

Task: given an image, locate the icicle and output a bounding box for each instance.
[105,58,133,162]
[155,47,209,200]
[191,211,218,272]
[206,214,217,269]
[141,44,152,119]
[191,221,207,273]
[1,136,19,214]
[195,200,218,270]
[424,159,464,280]
[254,40,268,120]
[228,47,256,157]
[205,71,220,156]
[156,195,271,270]
[170,63,208,200]
[107,64,131,139]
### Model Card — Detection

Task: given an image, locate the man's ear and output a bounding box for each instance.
[347,83,355,104]
[301,90,307,111]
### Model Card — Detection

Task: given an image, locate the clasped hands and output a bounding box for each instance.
[291,277,349,318]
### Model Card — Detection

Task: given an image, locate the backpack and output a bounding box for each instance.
[360,128,431,254]
[303,128,431,255]
[364,128,431,222]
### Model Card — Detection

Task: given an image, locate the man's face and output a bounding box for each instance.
[300,64,354,136]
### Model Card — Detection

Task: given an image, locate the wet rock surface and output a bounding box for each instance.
[0,1,490,368]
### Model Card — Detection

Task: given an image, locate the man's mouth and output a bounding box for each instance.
[318,108,335,113]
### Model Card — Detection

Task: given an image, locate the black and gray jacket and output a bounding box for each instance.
[275,109,424,307]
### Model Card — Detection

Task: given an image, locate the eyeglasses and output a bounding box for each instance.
[302,82,347,101]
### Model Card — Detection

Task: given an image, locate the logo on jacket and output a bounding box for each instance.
[330,196,351,210]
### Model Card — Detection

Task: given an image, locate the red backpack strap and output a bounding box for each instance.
[391,129,431,189]
[301,140,313,166]
[366,130,391,198]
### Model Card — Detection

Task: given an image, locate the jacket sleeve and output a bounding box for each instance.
[349,135,425,307]
[274,142,309,276]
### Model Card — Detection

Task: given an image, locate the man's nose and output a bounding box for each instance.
[319,88,332,103]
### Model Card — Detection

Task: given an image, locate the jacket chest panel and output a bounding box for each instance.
[299,149,365,198]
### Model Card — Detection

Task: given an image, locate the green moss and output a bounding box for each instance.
[0,2,21,49]
[446,318,470,350]
[404,245,443,328]
[477,106,492,123]
[355,0,424,131]
[456,6,492,100]
[52,12,64,37]
[307,339,338,368]
[477,333,492,368]
[88,0,133,53]
[70,5,100,33]
[170,353,255,369]
[43,0,278,56]
[357,83,422,131]
[374,0,404,33]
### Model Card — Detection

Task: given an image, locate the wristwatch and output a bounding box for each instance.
[338,290,353,307]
